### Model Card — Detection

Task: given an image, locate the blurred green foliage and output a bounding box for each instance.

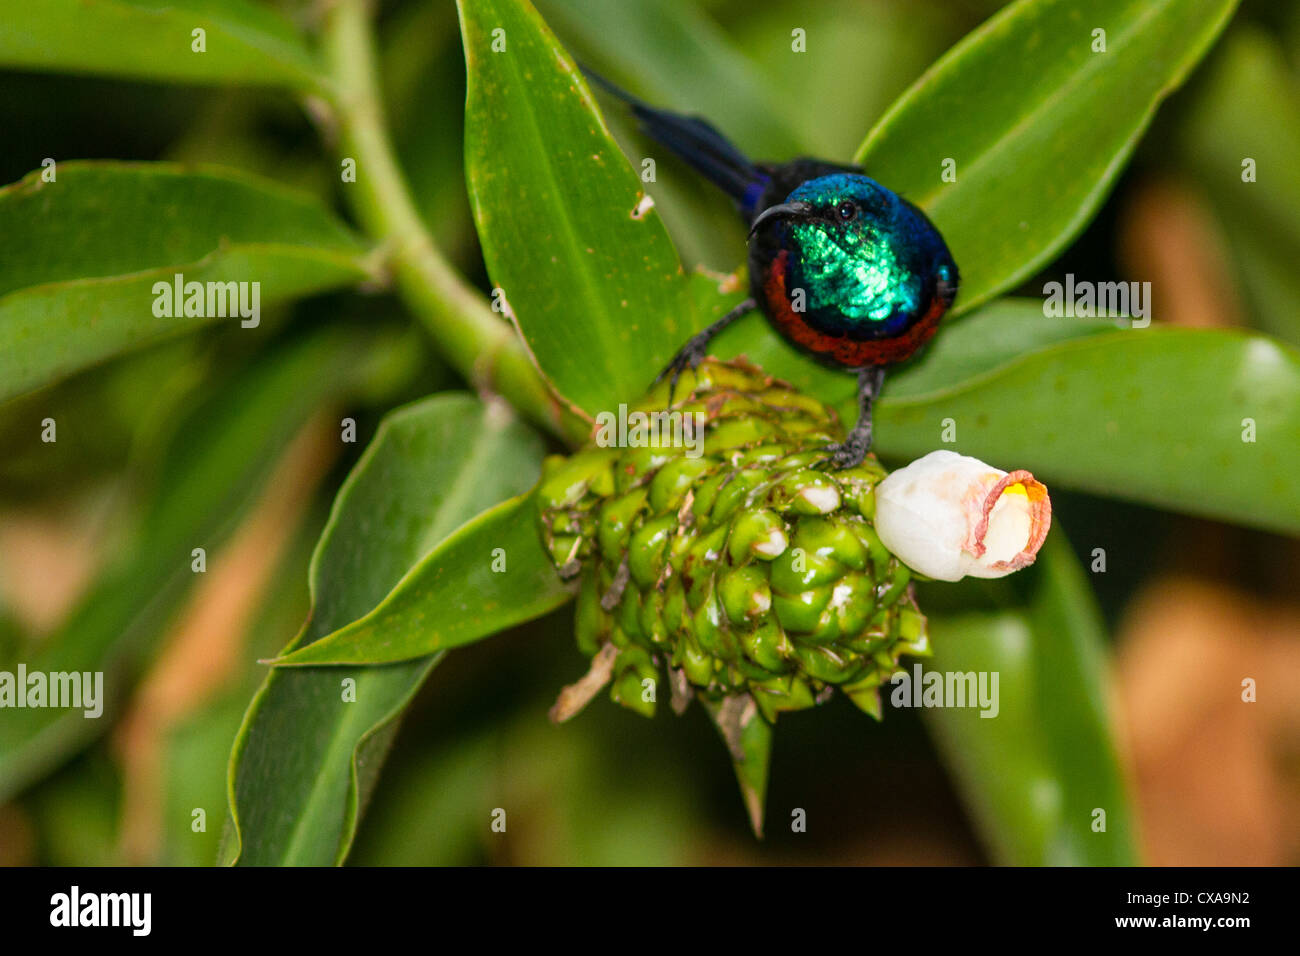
[0,0,1296,866]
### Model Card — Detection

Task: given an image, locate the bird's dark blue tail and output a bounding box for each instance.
[582,65,768,213]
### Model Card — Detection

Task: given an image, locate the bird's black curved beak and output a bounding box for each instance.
[748,201,815,238]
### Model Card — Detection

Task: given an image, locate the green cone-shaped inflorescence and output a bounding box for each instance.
[536,358,928,724]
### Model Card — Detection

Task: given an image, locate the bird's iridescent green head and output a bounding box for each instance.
[751,173,958,339]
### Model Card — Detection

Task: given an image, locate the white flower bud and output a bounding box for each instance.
[874,450,1051,582]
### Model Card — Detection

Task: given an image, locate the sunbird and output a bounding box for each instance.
[586,69,959,469]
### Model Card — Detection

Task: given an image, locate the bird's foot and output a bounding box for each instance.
[817,425,871,471]
[654,336,709,405]
[817,365,883,470]
[652,298,758,404]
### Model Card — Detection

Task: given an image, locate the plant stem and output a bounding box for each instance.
[319,0,583,442]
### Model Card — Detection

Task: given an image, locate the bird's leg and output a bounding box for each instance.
[656,297,757,402]
[823,365,886,470]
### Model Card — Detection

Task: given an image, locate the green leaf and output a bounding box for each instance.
[702,695,773,838]
[459,0,691,418]
[871,328,1300,535]
[270,490,573,667]
[885,307,1130,400]
[0,0,327,91]
[226,394,554,865]
[0,162,370,402]
[857,0,1240,314]
[0,324,387,802]
[921,532,1139,865]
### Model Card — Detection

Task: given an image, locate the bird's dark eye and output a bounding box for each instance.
[837,200,857,222]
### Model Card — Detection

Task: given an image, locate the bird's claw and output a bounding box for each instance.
[655,341,706,405]
[651,297,758,405]
[815,431,870,471]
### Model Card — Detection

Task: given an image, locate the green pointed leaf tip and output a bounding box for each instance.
[270,490,574,666]
[704,695,774,838]
[0,0,327,90]
[227,395,559,864]
[858,0,1241,314]
[459,0,692,417]
[0,162,369,402]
